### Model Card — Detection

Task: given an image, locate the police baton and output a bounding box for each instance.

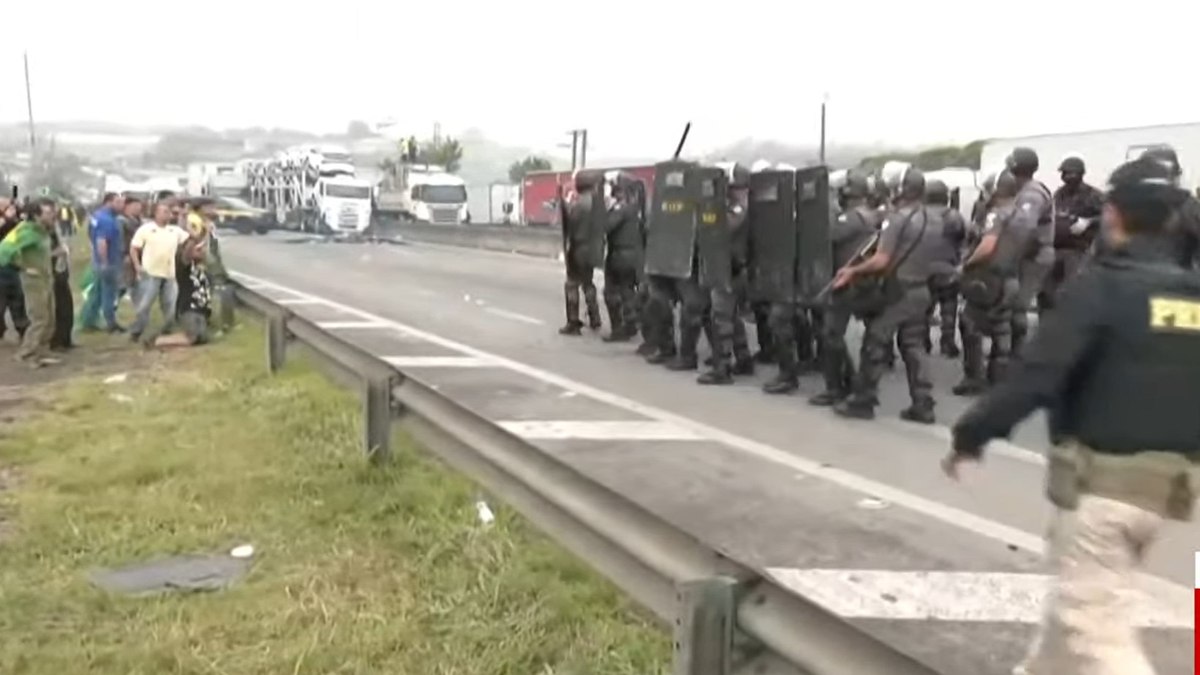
[814,231,881,303]
[673,122,692,160]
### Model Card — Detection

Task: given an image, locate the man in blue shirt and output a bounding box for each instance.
[80,193,126,332]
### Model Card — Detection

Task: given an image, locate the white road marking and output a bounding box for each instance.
[382,356,499,368]
[484,307,546,325]
[229,271,1191,608]
[278,298,323,306]
[497,420,704,441]
[316,321,390,330]
[765,568,1194,629]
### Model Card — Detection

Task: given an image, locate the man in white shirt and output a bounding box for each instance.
[129,200,191,347]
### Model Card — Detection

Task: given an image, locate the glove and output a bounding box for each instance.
[1069,217,1091,236]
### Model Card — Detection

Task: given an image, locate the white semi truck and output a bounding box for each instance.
[375,163,470,225]
[186,162,249,198]
[245,147,374,235]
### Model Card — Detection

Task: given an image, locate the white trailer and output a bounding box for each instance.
[245,150,373,235]
[979,122,1200,193]
[375,163,470,225]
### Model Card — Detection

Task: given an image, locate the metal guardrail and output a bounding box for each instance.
[234,282,943,675]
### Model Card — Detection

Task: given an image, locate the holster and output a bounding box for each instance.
[1047,441,1198,521]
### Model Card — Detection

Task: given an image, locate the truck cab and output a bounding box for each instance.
[311,176,373,234]
[376,163,470,225]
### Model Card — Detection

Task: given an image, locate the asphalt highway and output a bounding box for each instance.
[223,232,1196,675]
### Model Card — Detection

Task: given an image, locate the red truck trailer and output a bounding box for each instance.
[521,164,656,227]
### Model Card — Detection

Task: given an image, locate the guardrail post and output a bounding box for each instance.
[266,309,288,374]
[673,576,736,675]
[362,373,395,464]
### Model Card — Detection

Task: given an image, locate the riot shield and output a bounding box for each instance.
[747,169,797,303]
[583,189,607,268]
[795,166,833,304]
[691,166,731,289]
[645,160,697,279]
[949,187,961,211]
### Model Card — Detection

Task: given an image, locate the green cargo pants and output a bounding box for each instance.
[16,271,54,362]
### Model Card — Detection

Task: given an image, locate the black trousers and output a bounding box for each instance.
[51,270,74,349]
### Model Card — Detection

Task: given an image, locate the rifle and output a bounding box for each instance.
[813,230,881,303]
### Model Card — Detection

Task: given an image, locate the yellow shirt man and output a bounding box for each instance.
[131,221,189,279]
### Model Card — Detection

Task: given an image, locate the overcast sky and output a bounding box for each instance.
[2,0,1197,157]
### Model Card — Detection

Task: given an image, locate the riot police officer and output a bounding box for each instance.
[698,163,755,384]
[1005,147,1054,355]
[947,155,1200,675]
[602,172,644,343]
[807,171,877,403]
[1139,145,1200,269]
[923,179,966,357]
[559,171,605,335]
[953,170,1025,395]
[831,167,942,423]
[1041,155,1103,312]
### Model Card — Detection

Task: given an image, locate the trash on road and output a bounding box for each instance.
[475,500,495,526]
[230,544,255,559]
[856,497,890,510]
[102,373,128,385]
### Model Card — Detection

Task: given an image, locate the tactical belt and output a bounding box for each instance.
[1047,440,1198,521]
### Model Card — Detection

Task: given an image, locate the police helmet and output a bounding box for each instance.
[574,169,603,191]
[750,159,773,173]
[842,170,870,200]
[1005,147,1039,176]
[1140,146,1182,178]
[883,162,924,200]
[924,179,950,205]
[1107,156,1189,230]
[994,169,1018,199]
[829,169,848,191]
[1058,155,1086,175]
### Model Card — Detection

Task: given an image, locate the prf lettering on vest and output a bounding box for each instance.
[1149,296,1200,332]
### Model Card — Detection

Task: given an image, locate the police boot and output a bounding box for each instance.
[809,353,848,406]
[560,285,583,335]
[762,372,798,395]
[899,399,935,425]
[951,378,987,397]
[602,296,625,341]
[833,395,875,420]
[645,348,676,365]
[940,336,960,358]
[583,286,603,330]
[697,353,734,385]
[666,353,698,371]
[732,354,755,376]
[635,340,657,356]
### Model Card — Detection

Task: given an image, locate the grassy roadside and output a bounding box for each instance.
[0,321,670,674]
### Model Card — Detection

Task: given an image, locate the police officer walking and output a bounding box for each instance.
[558,171,604,336]
[953,170,1024,395]
[601,172,644,343]
[1007,147,1055,355]
[923,179,966,357]
[1139,146,1200,269]
[946,156,1200,675]
[830,167,941,423]
[698,163,755,384]
[809,171,877,404]
[1040,155,1103,312]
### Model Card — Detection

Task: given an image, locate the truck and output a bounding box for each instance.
[245,148,374,235]
[375,163,470,225]
[979,122,1200,194]
[521,164,656,227]
[186,162,249,198]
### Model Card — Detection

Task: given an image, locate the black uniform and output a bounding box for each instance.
[559,178,604,335]
[1042,179,1103,311]
[49,230,74,351]
[698,194,754,383]
[1011,179,1054,353]
[954,235,1200,453]
[0,214,29,343]
[603,179,644,342]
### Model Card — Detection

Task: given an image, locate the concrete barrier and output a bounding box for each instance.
[392,222,562,259]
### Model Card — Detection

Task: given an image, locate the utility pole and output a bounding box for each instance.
[565,128,588,170]
[433,121,441,144]
[818,93,828,165]
[24,50,38,185]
